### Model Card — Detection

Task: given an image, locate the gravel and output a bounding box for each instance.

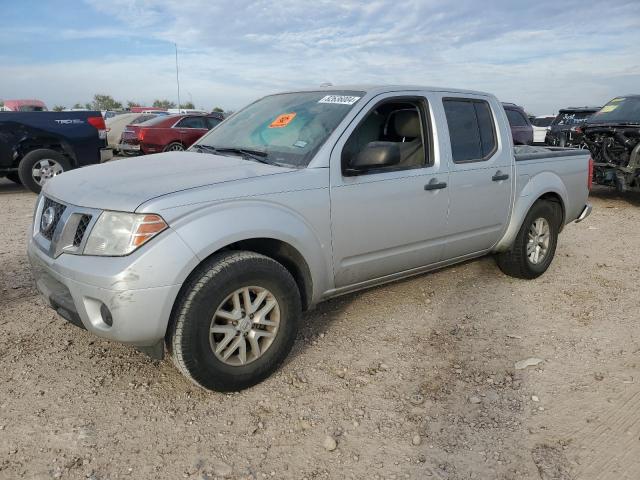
[1,181,640,479]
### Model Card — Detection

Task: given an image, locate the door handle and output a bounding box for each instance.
[492,171,509,181]
[424,179,447,191]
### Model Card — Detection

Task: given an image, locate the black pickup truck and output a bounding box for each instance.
[0,111,112,193]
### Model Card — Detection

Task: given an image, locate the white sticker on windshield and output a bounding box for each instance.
[318,95,361,105]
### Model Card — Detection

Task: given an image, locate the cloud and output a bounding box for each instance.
[1,0,639,114]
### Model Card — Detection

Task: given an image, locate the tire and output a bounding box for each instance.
[163,142,185,152]
[496,200,561,279]
[5,173,21,184]
[18,149,71,194]
[168,251,302,392]
[121,150,140,157]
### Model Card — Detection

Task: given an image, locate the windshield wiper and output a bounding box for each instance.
[192,144,292,167]
[209,146,274,165]
[191,144,218,154]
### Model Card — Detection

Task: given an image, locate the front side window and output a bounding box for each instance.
[196,90,364,168]
[443,98,497,163]
[341,98,429,174]
[176,116,206,129]
[206,117,222,129]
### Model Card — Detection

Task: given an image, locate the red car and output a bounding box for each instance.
[118,113,223,154]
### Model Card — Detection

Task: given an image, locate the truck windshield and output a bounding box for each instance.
[587,97,640,124]
[552,111,594,126]
[194,91,364,168]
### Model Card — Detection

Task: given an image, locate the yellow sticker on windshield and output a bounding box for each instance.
[600,105,618,113]
[269,112,296,128]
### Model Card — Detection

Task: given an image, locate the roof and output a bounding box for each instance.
[280,84,494,98]
[559,106,602,112]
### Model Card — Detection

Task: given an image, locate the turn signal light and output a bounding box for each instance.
[132,214,167,247]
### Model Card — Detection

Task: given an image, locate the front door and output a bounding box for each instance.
[330,94,450,288]
[175,116,209,147]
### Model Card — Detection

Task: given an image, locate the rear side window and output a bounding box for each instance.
[443,98,497,163]
[505,109,529,127]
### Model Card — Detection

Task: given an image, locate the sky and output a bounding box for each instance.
[1,0,639,115]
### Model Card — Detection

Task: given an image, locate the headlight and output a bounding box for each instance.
[83,211,168,256]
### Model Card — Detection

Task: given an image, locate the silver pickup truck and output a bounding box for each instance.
[27,86,592,391]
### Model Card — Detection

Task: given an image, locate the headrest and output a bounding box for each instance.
[393,110,421,138]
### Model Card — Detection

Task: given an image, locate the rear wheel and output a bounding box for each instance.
[18,149,71,194]
[164,142,185,152]
[168,251,301,392]
[496,200,561,279]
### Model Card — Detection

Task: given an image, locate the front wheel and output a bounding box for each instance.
[496,200,561,279]
[18,149,71,193]
[168,251,301,392]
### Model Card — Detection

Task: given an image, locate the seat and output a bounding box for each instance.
[391,109,424,168]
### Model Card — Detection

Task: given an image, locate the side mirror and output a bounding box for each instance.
[346,141,400,175]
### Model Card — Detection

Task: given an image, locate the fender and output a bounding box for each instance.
[16,133,77,165]
[494,171,568,252]
[169,198,333,305]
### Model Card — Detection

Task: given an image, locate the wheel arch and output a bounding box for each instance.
[165,236,315,350]
[495,185,567,253]
[16,137,76,167]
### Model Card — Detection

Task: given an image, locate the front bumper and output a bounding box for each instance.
[575,203,592,223]
[27,234,192,347]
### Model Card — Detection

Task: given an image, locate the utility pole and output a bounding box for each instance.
[175,43,181,111]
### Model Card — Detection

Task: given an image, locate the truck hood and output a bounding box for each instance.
[44,152,296,212]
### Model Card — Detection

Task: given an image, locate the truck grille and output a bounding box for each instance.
[40,198,66,240]
[73,215,92,247]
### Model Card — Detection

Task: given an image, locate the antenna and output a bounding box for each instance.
[175,43,181,111]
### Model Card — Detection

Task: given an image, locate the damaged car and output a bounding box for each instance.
[582,95,640,193]
[546,106,600,147]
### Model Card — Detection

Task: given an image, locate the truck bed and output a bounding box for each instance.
[513,145,589,162]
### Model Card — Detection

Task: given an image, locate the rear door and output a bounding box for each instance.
[438,95,513,259]
[329,92,450,287]
[175,116,209,147]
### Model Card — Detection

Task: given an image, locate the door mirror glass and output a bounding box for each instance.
[346,141,400,175]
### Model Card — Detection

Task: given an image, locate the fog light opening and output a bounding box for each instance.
[100,303,113,327]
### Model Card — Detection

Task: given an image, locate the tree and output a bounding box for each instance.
[52,105,66,112]
[212,106,224,113]
[90,94,122,111]
[182,101,195,109]
[152,99,176,109]
[126,100,141,109]
[73,103,84,109]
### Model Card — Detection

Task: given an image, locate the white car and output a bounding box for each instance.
[531,115,555,144]
[167,108,209,115]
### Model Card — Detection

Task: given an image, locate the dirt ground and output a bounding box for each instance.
[1,178,639,480]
